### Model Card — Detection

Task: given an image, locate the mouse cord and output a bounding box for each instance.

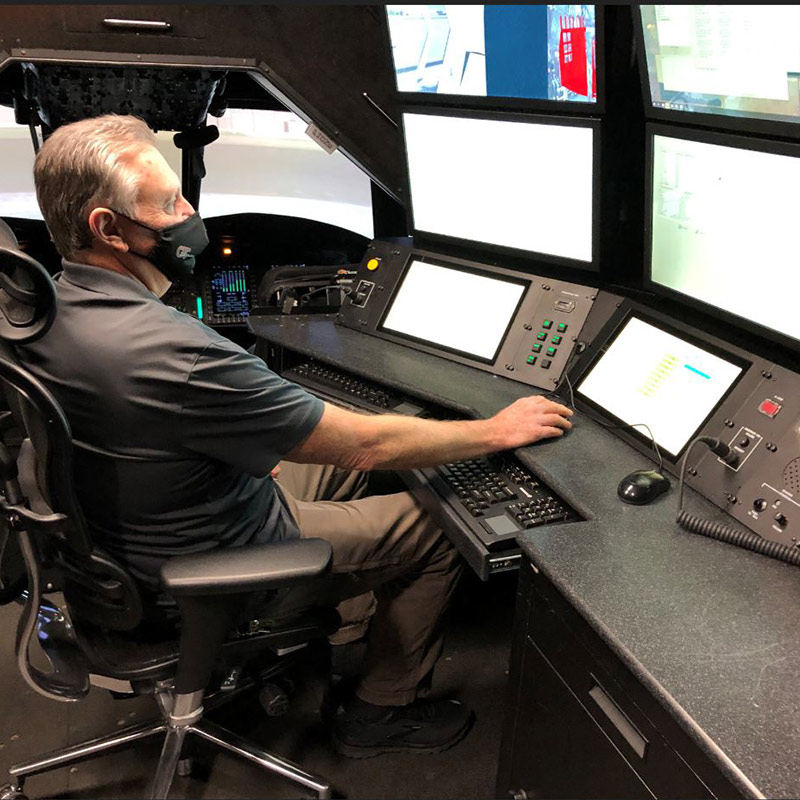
[561,369,665,474]
[676,437,800,566]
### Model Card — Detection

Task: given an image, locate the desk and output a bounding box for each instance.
[250,313,800,800]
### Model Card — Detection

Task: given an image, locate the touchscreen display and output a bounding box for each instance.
[380,259,527,362]
[576,316,743,457]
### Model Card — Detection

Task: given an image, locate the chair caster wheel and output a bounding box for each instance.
[259,682,290,716]
[0,784,29,800]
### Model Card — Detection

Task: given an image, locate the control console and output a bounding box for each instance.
[338,240,597,390]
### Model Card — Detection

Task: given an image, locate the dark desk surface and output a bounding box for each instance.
[251,314,800,800]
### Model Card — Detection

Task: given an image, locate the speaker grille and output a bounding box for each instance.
[784,458,800,495]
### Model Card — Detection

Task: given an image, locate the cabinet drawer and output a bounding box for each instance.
[525,568,724,798]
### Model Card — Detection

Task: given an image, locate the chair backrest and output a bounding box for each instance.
[0,219,144,701]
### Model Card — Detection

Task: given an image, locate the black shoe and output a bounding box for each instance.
[332,697,474,758]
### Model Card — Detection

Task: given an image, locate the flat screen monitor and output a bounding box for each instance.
[379,259,528,363]
[387,5,597,104]
[403,111,596,266]
[640,5,800,127]
[210,266,251,316]
[648,129,800,345]
[575,316,744,459]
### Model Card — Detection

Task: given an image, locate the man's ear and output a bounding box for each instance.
[87,208,128,252]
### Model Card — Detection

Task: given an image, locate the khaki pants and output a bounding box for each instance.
[267,461,463,706]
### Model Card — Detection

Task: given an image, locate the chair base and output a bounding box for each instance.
[6,716,332,799]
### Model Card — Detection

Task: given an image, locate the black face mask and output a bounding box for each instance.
[113,211,209,283]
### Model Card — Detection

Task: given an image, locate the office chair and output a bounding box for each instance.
[0,220,340,800]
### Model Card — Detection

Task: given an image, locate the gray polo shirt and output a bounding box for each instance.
[17,260,324,594]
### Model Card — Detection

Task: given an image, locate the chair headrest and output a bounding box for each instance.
[0,219,57,344]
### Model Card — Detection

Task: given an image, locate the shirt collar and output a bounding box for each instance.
[59,259,161,302]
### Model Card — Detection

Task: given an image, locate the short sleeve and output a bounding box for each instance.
[180,339,324,477]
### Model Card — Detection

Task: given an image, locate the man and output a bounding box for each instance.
[22,114,573,758]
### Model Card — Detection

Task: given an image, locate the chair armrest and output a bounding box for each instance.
[160,538,333,597]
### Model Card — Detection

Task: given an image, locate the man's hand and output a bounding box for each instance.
[488,396,573,450]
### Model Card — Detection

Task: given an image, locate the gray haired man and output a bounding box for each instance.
[22,114,573,757]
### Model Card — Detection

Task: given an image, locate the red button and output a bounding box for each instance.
[758,399,781,418]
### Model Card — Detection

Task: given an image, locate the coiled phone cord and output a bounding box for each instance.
[677,437,800,566]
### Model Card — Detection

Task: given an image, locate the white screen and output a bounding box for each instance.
[403,113,594,263]
[577,317,743,457]
[381,260,526,361]
[651,134,800,343]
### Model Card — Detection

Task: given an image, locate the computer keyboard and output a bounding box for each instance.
[282,359,581,577]
[283,360,415,414]
[433,454,578,551]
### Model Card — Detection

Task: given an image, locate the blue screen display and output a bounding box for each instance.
[387,4,596,103]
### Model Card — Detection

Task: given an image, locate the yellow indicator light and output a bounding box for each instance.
[367,258,380,271]
[222,247,233,256]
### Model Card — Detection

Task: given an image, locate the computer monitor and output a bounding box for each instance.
[210,266,251,317]
[647,127,800,346]
[575,315,744,459]
[379,259,528,363]
[403,110,597,267]
[387,5,598,105]
[639,5,800,130]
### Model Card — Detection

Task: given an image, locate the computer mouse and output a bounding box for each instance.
[617,469,671,505]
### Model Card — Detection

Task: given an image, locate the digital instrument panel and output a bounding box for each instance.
[576,316,745,459]
[387,4,597,104]
[647,129,800,346]
[640,5,800,127]
[402,111,598,267]
[340,240,596,390]
[204,265,255,325]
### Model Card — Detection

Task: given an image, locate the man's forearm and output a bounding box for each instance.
[357,413,506,470]
[285,396,572,470]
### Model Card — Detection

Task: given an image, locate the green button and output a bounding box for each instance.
[542,320,553,329]
[536,332,547,341]
[531,343,542,353]
[551,335,562,345]
[546,346,557,357]
[526,355,537,365]
[557,322,568,333]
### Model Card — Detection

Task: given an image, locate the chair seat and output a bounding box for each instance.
[74,606,341,684]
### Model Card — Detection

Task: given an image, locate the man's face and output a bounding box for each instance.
[117,146,195,254]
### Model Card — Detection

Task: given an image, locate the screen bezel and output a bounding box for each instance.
[400,106,601,272]
[635,6,800,139]
[386,4,605,115]
[209,264,252,316]
[572,307,750,462]
[644,122,800,352]
[376,256,530,366]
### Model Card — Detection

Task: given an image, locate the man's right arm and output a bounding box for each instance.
[283,396,573,472]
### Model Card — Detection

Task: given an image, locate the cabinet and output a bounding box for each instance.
[496,562,744,800]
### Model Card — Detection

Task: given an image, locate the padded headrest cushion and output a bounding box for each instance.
[0,219,20,251]
[0,219,57,344]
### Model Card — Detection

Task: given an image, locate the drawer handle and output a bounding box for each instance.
[588,679,648,759]
[103,18,173,32]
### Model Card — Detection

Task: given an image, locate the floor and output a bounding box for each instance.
[0,568,518,799]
